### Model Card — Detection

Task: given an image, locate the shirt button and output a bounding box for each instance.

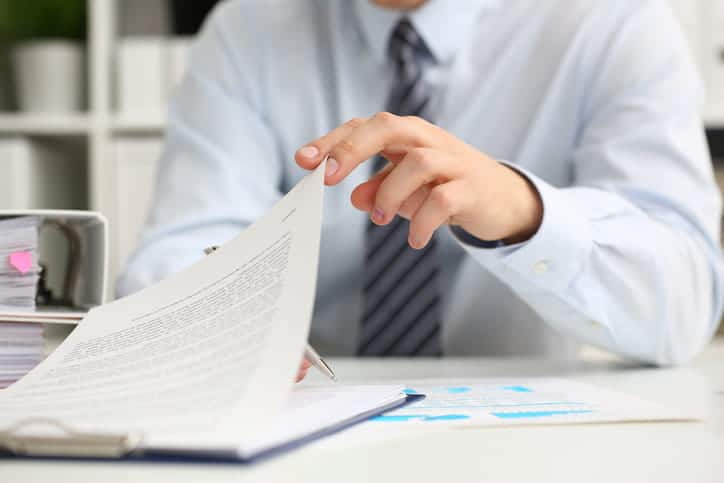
[533,260,549,274]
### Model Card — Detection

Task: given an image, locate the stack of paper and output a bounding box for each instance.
[0,217,41,312]
[0,216,44,389]
[0,323,44,389]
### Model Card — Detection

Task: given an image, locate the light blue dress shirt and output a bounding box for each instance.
[118,0,724,365]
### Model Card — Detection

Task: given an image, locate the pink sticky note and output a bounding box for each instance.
[8,252,33,274]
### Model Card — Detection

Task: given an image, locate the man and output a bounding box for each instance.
[118,0,724,374]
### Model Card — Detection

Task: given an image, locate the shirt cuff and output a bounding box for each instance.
[448,225,503,248]
[451,163,592,294]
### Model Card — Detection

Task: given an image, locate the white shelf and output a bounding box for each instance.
[0,113,91,135]
[112,112,165,134]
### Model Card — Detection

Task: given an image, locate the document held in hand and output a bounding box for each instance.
[0,161,409,461]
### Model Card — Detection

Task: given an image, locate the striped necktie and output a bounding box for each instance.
[358,19,441,357]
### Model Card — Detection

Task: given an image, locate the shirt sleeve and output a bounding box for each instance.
[116,3,283,297]
[452,1,724,366]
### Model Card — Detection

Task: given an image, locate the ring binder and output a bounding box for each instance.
[0,418,143,458]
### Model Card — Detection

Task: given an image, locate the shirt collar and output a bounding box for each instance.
[355,0,500,65]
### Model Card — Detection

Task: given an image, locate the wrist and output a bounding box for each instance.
[499,164,543,244]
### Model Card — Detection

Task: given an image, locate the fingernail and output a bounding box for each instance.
[372,207,385,223]
[409,235,421,249]
[298,145,319,159]
[326,157,339,178]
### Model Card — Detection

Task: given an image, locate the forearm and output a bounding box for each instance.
[455,175,724,366]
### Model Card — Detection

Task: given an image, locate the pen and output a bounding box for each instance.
[203,245,338,382]
[303,343,337,382]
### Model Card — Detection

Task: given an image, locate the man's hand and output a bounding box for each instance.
[295,113,543,247]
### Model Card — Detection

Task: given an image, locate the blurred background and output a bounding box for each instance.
[0,0,219,294]
[0,0,721,341]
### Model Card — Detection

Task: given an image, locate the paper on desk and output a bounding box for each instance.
[360,378,693,429]
[0,161,327,450]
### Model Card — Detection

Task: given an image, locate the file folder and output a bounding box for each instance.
[0,393,424,463]
[0,163,418,465]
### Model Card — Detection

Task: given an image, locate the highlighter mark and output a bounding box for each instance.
[492,410,593,419]
[423,414,470,421]
[372,413,471,422]
[501,385,533,393]
[402,388,418,394]
[446,386,472,394]
[372,414,425,422]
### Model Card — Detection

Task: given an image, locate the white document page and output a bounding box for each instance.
[242,384,407,455]
[0,162,329,453]
[359,378,693,429]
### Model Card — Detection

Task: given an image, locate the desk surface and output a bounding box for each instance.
[3,341,723,483]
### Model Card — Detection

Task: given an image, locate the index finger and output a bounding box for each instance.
[295,117,367,170]
[325,112,437,185]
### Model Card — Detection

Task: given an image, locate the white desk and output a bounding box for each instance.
[2,341,723,483]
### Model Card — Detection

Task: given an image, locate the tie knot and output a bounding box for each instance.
[388,18,434,66]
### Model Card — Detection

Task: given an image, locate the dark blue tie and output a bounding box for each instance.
[358,19,441,357]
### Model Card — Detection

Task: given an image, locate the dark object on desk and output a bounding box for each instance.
[34,264,52,306]
[706,129,724,159]
[168,0,220,35]
[36,220,81,308]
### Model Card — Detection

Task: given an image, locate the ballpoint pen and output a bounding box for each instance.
[303,344,337,382]
[204,245,337,382]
